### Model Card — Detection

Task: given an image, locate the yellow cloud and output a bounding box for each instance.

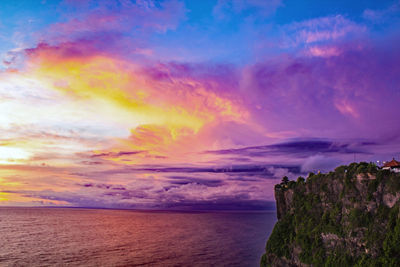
[26,49,248,157]
[0,146,31,164]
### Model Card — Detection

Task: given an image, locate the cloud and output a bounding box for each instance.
[306,45,342,57]
[2,172,278,210]
[91,150,144,158]
[213,0,281,19]
[241,35,400,140]
[206,140,373,158]
[126,164,300,175]
[363,1,400,23]
[301,155,342,173]
[0,0,187,67]
[52,0,187,38]
[19,41,252,161]
[281,15,367,47]
[78,183,126,190]
[167,176,224,187]
[2,1,400,209]
[267,166,296,180]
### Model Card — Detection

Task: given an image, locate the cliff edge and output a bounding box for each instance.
[261,162,400,266]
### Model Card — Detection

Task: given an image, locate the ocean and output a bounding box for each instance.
[0,207,276,267]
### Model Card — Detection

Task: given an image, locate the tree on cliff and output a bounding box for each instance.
[262,162,400,267]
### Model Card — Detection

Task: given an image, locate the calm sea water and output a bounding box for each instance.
[0,208,276,267]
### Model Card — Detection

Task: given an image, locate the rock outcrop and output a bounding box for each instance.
[261,162,400,266]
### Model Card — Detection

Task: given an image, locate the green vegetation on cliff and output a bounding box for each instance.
[261,162,400,267]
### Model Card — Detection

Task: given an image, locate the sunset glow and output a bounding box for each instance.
[0,0,399,209]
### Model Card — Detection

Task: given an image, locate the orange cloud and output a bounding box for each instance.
[24,43,249,158]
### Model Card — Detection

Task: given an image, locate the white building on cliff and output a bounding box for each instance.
[382,158,400,173]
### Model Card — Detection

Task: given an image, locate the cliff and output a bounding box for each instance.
[261,162,400,267]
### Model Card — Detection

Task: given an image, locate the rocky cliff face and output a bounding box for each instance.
[261,162,400,267]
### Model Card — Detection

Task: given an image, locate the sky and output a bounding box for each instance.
[0,0,399,210]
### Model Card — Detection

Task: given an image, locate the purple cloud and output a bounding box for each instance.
[301,155,342,173]
[242,35,400,142]
[206,140,373,159]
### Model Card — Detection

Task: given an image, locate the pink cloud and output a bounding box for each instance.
[334,99,359,118]
[2,1,400,209]
[46,0,187,44]
[307,45,342,57]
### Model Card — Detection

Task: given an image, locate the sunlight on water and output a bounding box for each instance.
[0,207,276,267]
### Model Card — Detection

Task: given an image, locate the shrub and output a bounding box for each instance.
[264,162,400,266]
